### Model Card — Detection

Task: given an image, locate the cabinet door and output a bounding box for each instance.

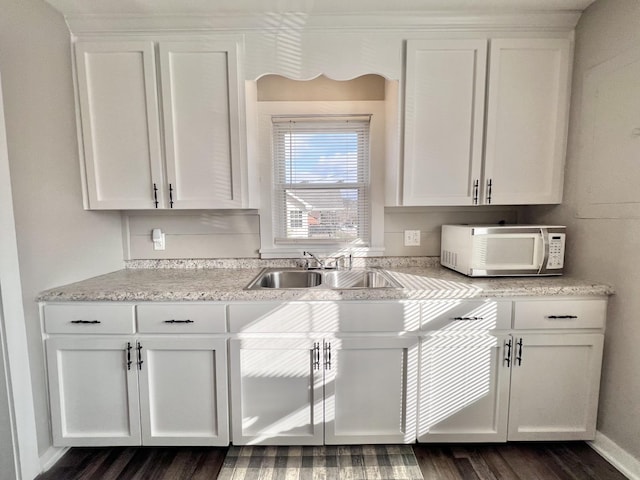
[75,41,164,209]
[417,333,510,442]
[324,336,418,444]
[159,41,243,208]
[483,38,571,205]
[137,337,229,446]
[508,334,604,441]
[46,337,141,446]
[403,39,487,206]
[229,338,323,445]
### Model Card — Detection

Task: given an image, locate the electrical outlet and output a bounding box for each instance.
[152,228,166,251]
[404,230,421,247]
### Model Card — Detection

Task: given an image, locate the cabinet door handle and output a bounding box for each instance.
[486,178,493,204]
[452,316,483,321]
[126,342,133,371]
[169,183,174,208]
[137,342,144,370]
[546,315,578,319]
[473,179,479,205]
[153,183,159,208]
[70,320,100,324]
[163,319,194,324]
[504,338,512,367]
[324,342,332,370]
[515,338,523,366]
[312,343,320,371]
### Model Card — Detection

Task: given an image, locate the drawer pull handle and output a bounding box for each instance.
[137,342,143,370]
[312,343,320,371]
[546,315,578,319]
[126,342,132,371]
[164,319,194,324]
[453,316,483,321]
[324,342,332,370]
[504,338,512,367]
[516,338,523,366]
[70,320,100,324]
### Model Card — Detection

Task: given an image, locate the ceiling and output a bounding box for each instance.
[43,0,597,16]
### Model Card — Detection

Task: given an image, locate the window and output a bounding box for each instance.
[289,210,304,229]
[272,116,370,244]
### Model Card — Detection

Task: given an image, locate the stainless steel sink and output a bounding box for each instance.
[249,270,323,289]
[322,270,399,289]
[245,267,402,290]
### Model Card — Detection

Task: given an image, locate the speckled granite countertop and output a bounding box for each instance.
[37,259,614,302]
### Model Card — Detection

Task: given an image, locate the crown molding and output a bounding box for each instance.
[65,11,581,36]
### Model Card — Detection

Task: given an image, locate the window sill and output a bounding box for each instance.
[259,246,385,259]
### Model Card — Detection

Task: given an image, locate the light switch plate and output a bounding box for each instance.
[404,230,421,246]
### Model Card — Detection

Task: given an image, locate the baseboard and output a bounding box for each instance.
[39,446,69,474]
[589,431,640,480]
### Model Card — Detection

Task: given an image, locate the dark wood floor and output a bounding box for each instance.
[36,443,627,480]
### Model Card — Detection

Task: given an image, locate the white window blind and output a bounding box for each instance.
[272,115,371,244]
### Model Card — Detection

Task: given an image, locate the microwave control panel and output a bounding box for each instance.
[547,233,566,269]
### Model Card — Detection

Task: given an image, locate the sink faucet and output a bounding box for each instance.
[333,254,353,270]
[303,251,325,269]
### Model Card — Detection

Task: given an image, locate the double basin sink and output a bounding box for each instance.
[245,267,403,290]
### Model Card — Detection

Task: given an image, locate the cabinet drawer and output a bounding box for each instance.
[337,302,419,332]
[43,304,135,334]
[421,299,512,331]
[229,303,337,333]
[513,299,606,330]
[136,304,226,333]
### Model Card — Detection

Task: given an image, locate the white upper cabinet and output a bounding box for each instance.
[75,41,165,209]
[402,37,571,206]
[75,38,246,210]
[484,38,571,205]
[403,39,487,206]
[159,41,243,209]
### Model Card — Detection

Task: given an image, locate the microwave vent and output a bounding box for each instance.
[474,237,488,265]
[442,249,457,267]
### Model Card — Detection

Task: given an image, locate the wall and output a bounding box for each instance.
[0,334,16,480]
[124,211,261,259]
[0,0,125,459]
[526,0,640,462]
[384,207,520,256]
[125,207,521,259]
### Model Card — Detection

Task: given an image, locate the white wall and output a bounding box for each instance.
[526,0,640,460]
[0,0,125,459]
[124,207,522,259]
[0,345,15,480]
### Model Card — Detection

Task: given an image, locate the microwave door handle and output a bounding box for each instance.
[538,228,549,274]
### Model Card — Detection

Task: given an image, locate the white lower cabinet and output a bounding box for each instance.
[417,333,511,442]
[46,336,229,446]
[43,296,607,448]
[138,337,229,446]
[417,297,607,443]
[229,335,418,445]
[417,299,512,442]
[507,333,604,441]
[46,336,141,446]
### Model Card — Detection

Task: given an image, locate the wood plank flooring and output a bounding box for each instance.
[36,443,627,480]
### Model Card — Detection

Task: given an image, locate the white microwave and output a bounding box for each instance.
[441,224,566,277]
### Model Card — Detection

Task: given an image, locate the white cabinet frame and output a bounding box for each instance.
[46,336,142,446]
[402,37,571,206]
[47,335,229,447]
[75,41,164,209]
[74,38,246,210]
[403,39,487,206]
[507,333,604,441]
[138,337,229,446]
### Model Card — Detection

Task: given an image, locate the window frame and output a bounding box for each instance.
[272,115,371,246]
[254,98,388,259]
